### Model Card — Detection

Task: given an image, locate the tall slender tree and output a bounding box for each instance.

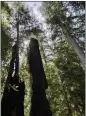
[41,1,85,69]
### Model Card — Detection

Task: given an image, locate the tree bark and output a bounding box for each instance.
[59,23,85,70]
[29,38,52,116]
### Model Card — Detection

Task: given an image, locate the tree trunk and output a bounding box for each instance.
[29,38,52,116]
[1,43,25,116]
[59,23,85,70]
[1,8,25,116]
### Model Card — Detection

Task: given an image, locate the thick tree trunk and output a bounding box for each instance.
[29,38,48,90]
[60,23,85,70]
[1,43,25,116]
[29,38,52,116]
[2,8,25,116]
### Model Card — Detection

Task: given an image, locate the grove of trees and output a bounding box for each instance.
[1,1,85,116]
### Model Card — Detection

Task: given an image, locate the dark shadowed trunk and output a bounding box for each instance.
[1,7,25,116]
[28,38,52,116]
[1,43,25,116]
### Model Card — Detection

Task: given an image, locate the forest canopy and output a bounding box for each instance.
[1,1,85,116]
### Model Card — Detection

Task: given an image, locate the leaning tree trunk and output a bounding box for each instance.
[28,38,52,116]
[59,22,85,70]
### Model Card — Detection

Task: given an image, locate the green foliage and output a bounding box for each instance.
[1,1,11,15]
[55,40,85,115]
[45,63,68,116]
[20,58,32,116]
[1,2,12,95]
[1,26,12,62]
